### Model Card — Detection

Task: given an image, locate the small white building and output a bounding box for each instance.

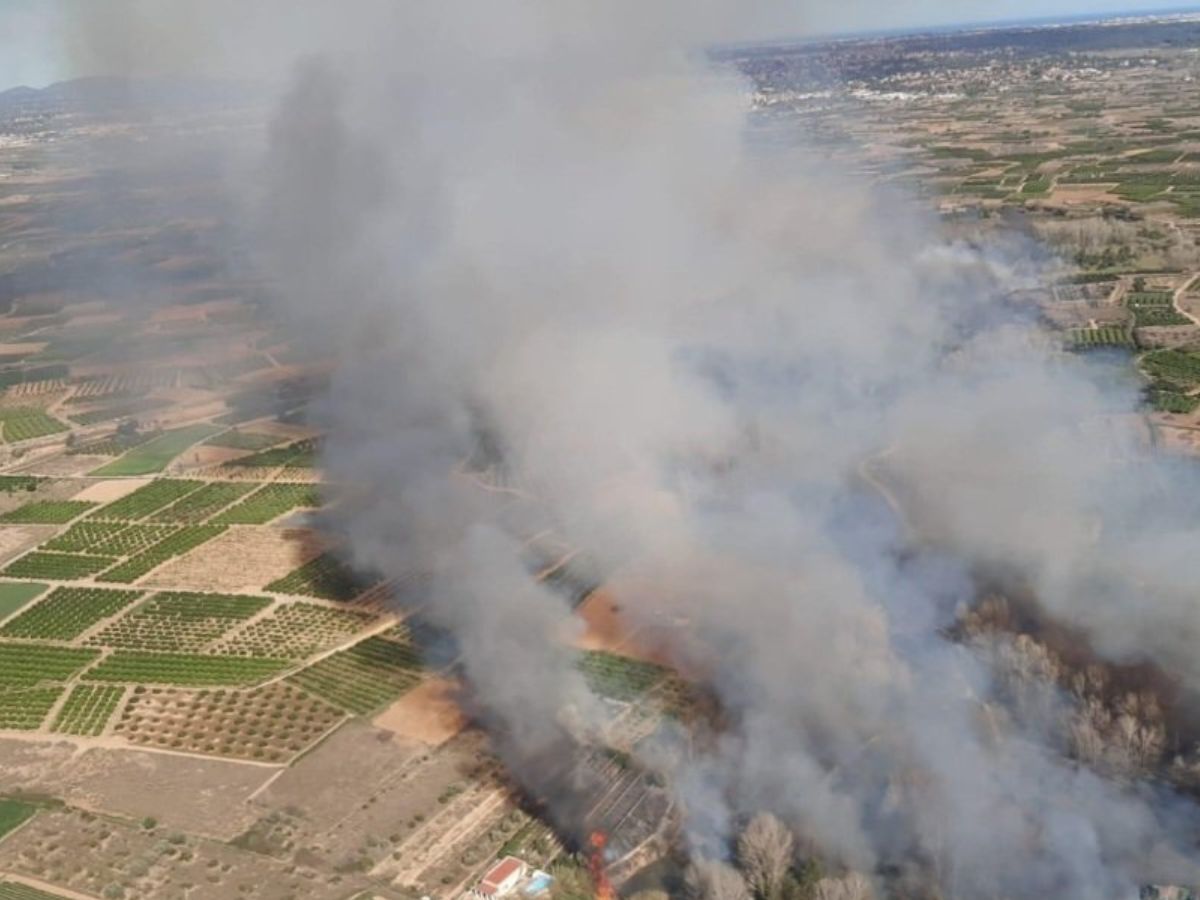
[474,857,528,899]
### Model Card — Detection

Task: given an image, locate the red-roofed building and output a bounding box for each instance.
[474,857,527,899]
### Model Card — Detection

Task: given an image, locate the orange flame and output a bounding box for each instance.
[588,831,615,900]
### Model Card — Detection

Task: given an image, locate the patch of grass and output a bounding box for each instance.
[0,583,48,622]
[89,424,222,476]
[0,501,95,524]
[0,799,37,839]
[83,652,287,686]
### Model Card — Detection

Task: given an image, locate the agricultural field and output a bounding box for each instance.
[89,479,205,521]
[41,521,130,552]
[232,438,319,469]
[97,525,227,583]
[0,643,99,686]
[0,477,42,494]
[1126,292,1190,328]
[577,650,668,701]
[1068,326,1132,349]
[265,552,381,601]
[0,587,142,640]
[113,682,343,762]
[211,483,321,525]
[0,582,48,621]
[0,408,68,443]
[88,591,272,652]
[0,881,72,900]
[149,481,256,524]
[0,687,62,729]
[3,552,117,581]
[51,684,125,736]
[0,800,36,840]
[213,601,375,659]
[84,651,288,686]
[90,424,222,476]
[203,430,281,451]
[87,524,181,557]
[0,501,95,524]
[288,636,422,714]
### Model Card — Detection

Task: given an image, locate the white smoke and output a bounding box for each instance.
[60,1,1200,896]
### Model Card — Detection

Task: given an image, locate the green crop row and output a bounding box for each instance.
[41,521,129,553]
[288,636,422,714]
[3,552,117,581]
[0,643,99,686]
[0,687,62,730]
[577,650,668,701]
[211,483,321,525]
[97,525,227,584]
[265,552,379,601]
[84,652,288,686]
[0,409,68,444]
[90,592,272,652]
[149,481,256,524]
[89,479,205,521]
[51,684,124,736]
[0,587,142,640]
[0,501,95,524]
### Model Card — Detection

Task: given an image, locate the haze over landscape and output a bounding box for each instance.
[0,2,1198,900]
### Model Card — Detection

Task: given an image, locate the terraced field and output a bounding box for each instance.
[0,643,99,686]
[3,552,117,581]
[149,481,257,524]
[88,591,272,652]
[97,525,227,583]
[51,684,125,736]
[265,552,380,601]
[0,587,142,640]
[0,687,62,729]
[213,601,374,659]
[89,479,204,521]
[113,682,343,762]
[0,501,95,524]
[288,636,422,714]
[84,652,287,686]
[211,483,321,525]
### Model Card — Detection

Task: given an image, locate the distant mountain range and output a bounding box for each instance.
[0,76,258,120]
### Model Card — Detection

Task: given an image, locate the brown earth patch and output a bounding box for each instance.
[140,526,324,592]
[373,676,467,746]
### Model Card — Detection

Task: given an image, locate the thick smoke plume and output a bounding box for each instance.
[65,1,1200,896]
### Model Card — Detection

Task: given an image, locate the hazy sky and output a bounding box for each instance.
[0,0,1198,91]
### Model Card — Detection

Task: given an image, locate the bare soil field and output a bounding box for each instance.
[15,456,109,478]
[372,677,467,747]
[71,477,154,504]
[0,524,57,563]
[188,445,250,467]
[140,526,323,592]
[56,746,272,840]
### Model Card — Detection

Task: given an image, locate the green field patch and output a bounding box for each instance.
[264,552,381,601]
[211,483,321,525]
[89,591,272,652]
[0,409,68,444]
[89,479,204,521]
[83,652,287,686]
[0,501,95,525]
[288,636,422,714]
[1141,348,1200,387]
[1113,183,1169,202]
[231,438,319,469]
[0,587,142,640]
[203,430,282,451]
[0,643,100,686]
[1067,326,1132,349]
[89,424,222,476]
[213,601,374,659]
[1125,147,1182,164]
[0,883,75,900]
[87,524,180,557]
[41,521,130,553]
[0,687,63,730]
[0,583,48,622]
[148,481,256,524]
[0,799,37,840]
[0,477,42,495]
[576,650,668,702]
[66,430,152,457]
[1148,386,1200,413]
[50,684,124,736]
[1127,292,1189,327]
[2,552,117,581]
[96,525,227,584]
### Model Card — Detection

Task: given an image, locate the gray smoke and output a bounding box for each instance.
[63,1,1200,896]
